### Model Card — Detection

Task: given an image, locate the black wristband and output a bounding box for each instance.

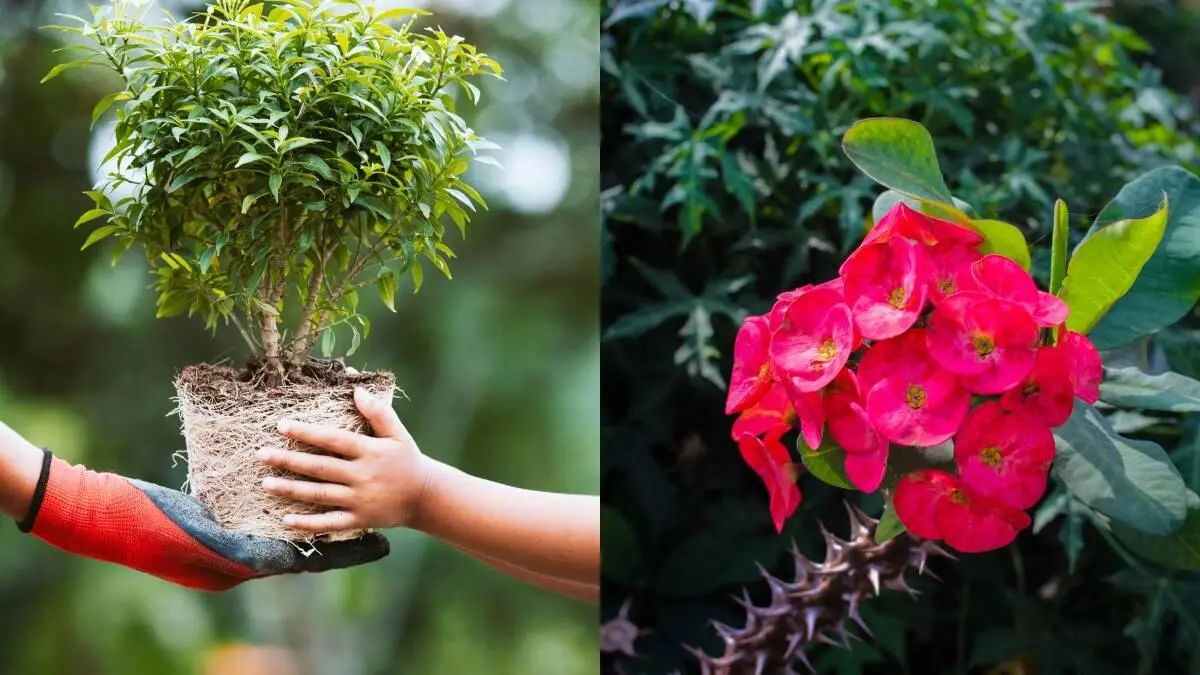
[16,448,52,533]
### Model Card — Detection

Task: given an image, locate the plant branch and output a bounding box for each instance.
[289,237,331,366]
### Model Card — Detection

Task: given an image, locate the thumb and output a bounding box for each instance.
[354,387,411,441]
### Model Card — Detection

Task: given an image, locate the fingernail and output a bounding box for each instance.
[354,387,369,401]
[262,477,279,489]
[277,419,292,433]
[256,450,272,462]
[281,515,297,526]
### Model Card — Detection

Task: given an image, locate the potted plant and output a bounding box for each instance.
[45,0,501,542]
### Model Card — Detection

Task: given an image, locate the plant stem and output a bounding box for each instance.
[259,209,293,384]
[290,246,330,367]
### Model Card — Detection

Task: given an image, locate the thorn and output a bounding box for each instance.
[803,606,821,640]
[883,574,921,598]
[814,630,841,647]
[867,566,881,595]
[922,539,956,560]
[834,623,854,649]
[794,649,815,674]
[617,597,633,619]
[753,651,768,675]
[782,630,803,660]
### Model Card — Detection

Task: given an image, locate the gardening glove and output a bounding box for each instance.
[16,449,390,591]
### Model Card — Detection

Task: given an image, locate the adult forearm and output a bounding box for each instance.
[415,459,599,585]
[0,421,45,522]
[447,542,599,603]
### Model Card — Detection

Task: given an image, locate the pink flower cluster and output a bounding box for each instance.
[725,203,1102,552]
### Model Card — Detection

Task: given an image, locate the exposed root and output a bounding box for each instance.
[173,362,397,542]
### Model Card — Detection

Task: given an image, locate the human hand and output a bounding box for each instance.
[257,387,435,532]
[20,450,390,591]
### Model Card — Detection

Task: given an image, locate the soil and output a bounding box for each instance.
[173,358,397,542]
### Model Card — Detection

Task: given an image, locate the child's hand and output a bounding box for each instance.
[257,388,435,532]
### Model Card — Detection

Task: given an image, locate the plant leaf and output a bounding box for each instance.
[1059,196,1169,335]
[797,437,852,490]
[1050,198,1069,295]
[1099,367,1200,412]
[1053,399,1187,536]
[842,117,955,205]
[1114,490,1200,571]
[1086,167,1200,349]
[972,218,1032,271]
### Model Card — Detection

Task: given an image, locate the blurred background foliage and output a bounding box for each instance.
[600,0,1200,673]
[0,1,598,674]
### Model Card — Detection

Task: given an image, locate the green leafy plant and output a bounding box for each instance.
[49,0,501,383]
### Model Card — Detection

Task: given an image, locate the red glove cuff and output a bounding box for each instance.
[22,451,255,591]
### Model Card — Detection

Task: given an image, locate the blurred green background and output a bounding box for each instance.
[0,1,599,674]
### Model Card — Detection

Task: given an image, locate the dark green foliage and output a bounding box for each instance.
[600,0,1200,673]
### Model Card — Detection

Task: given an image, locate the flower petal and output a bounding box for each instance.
[726,315,774,414]
[893,469,958,540]
[953,402,1055,510]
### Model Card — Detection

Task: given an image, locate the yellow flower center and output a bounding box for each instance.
[906,384,927,409]
[758,362,771,380]
[980,447,1004,469]
[938,279,955,296]
[949,489,968,505]
[888,287,907,309]
[1022,381,1040,397]
[818,338,838,361]
[973,334,996,357]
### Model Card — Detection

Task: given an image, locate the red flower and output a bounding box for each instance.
[1059,328,1102,404]
[731,383,795,440]
[861,202,983,249]
[928,243,982,306]
[769,285,855,392]
[954,402,1055,510]
[780,376,826,451]
[894,469,1031,553]
[726,315,774,414]
[841,237,933,340]
[737,431,802,532]
[857,329,971,447]
[956,255,1067,327]
[926,291,1039,394]
[1000,344,1076,427]
[825,371,889,493]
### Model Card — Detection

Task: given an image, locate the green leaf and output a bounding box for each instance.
[376,7,431,22]
[1050,198,1069,295]
[377,272,397,312]
[199,247,217,274]
[235,152,271,168]
[1086,167,1200,349]
[874,501,906,543]
[252,297,279,316]
[269,171,282,201]
[1099,367,1200,412]
[91,91,130,127]
[80,225,117,250]
[1053,399,1187,535]
[74,208,109,228]
[410,260,424,292]
[320,328,336,358]
[41,60,93,84]
[1059,196,1169,335]
[797,436,852,490]
[842,118,954,205]
[972,218,1032,271]
[1114,490,1200,571]
[374,141,392,172]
